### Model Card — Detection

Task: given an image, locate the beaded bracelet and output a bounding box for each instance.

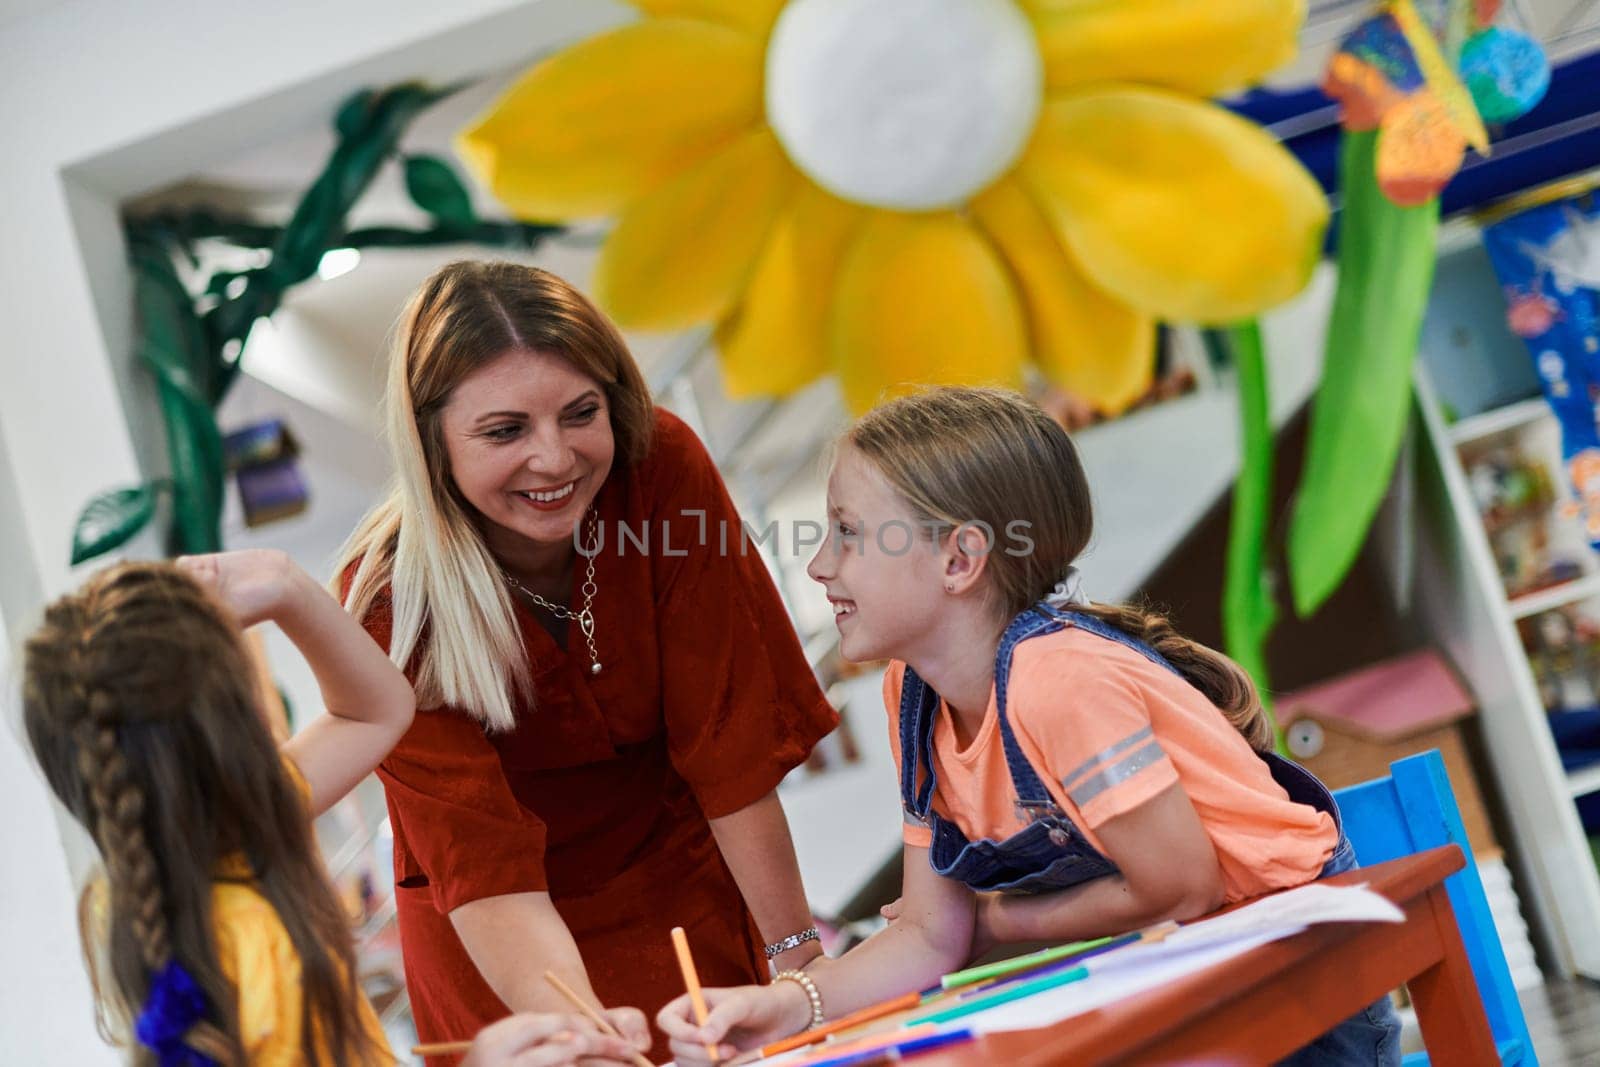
[772,969,826,1030]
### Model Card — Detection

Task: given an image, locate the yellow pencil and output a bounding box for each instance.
[670,925,721,1063]
[411,1039,472,1056]
[543,970,656,1067]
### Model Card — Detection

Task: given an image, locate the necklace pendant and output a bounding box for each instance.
[590,662,602,674]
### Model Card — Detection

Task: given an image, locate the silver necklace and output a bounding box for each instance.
[504,510,602,674]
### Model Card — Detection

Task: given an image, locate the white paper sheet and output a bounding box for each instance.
[970,882,1405,1033]
[744,883,1408,1062]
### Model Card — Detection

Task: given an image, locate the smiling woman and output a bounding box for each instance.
[334,261,837,1064]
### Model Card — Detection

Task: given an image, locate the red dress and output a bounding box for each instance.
[357,411,837,1064]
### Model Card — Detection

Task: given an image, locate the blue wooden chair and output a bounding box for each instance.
[1331,750,1536,1066]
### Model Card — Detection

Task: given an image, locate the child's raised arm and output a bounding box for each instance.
[178,549,416,816]
[657,842,977,1065]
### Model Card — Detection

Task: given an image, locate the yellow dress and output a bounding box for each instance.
[210,856,393,1065]
[90,756,393,1064]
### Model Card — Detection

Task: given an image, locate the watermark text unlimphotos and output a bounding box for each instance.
[573,511,1036,559]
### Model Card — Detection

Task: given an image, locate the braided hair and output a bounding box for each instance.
[23,562,383,1066]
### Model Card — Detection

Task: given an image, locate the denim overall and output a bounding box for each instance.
[899,602,1401,1065]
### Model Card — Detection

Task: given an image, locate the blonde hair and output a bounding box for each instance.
[336,261,654,730]
[847,387,1272,752]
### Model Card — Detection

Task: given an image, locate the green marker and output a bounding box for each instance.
[940,934,1114,991]
[913,964,1090,1025]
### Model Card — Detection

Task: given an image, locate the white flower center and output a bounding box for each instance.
[765,0,1042,211]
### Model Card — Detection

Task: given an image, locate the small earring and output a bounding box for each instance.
[945,583,955,592]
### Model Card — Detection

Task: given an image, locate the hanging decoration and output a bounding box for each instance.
[1286,0,1550,618]
[71,84,564,566]
[225,419,310,528]
[1215,0,1548,745]
[1482,184,1600,546]
[457,0,1328,413]
[1321,0,1548,207]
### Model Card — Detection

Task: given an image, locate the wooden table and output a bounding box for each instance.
[915,844,1498,1066]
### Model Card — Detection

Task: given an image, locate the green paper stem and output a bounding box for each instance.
[1218,320,1284,754]
[1287,129,1439,618]
[130,240,226,555]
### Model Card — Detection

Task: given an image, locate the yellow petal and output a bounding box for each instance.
[716,184,862,399]
[1020,87,1328,323]
[1026,0,1303,97]
[456,19,762,221]
[830,213,1028,414]
[630,0,786,37]
[594,128,793,332]
[970,178,1155,414]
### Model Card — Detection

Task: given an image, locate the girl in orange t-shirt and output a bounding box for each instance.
[660,387,1401,1066]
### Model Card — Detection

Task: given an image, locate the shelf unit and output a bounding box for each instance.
[1447,396,1554,447]
[1410,367,1600,979]
[1507,572,1600,620]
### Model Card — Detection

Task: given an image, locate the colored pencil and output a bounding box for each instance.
[671,925,721,1063]
[940,919,1179,991]
[544,971,656,1067]
[805,1028,974,1067]
[938,934,1115,990]
[759,990,924,1057]
[782,1023,942,1067]
[910,964,1090,1025]
[411,1040,472,1056]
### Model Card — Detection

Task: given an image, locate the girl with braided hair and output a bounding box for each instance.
[22,550,649,1066]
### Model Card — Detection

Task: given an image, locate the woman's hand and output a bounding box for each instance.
[459,1011,645,1066]
[655,982,812,1066]
[177,549,305,628]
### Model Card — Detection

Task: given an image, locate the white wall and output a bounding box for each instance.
[0,1,631,1058]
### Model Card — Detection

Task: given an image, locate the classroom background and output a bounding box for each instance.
[3,0,1600,1062]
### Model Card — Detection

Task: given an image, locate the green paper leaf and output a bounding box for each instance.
[1287,130,1439,618]
[404,155,476,226]
[71,484,159,564]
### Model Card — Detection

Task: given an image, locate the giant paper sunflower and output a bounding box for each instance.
[459,0,1328,414]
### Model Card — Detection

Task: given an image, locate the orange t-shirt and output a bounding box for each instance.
[885,623,1337,902]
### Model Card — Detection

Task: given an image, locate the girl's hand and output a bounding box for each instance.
[459,1012,642,1067]
[655,982,812,1066]
[596,1007,651,1055]
[176,549,305,628]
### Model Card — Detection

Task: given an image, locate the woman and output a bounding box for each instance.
[336,261,836,1063]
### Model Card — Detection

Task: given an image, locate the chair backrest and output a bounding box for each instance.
[1331,749,1536,1066]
